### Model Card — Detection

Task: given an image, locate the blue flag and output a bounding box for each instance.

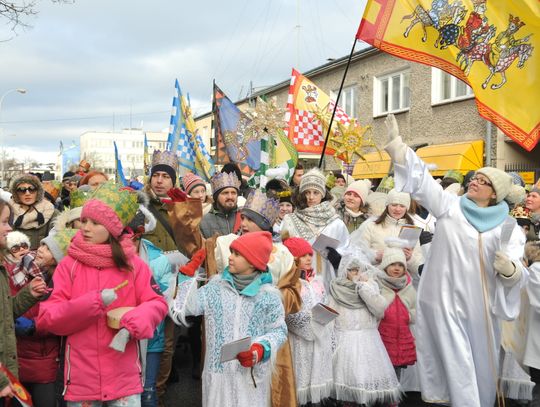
[214,84,261,174]
[114,141,127,186]
[167,79,196,172]
[61,143,80,175]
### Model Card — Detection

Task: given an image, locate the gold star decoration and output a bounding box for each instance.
[330,119,377,164]
[244,97,287,142]
[313,104,379,164]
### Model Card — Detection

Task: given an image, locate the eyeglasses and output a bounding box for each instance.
[10,243,29,253]
[16,187,37,194]
[469,176,492,187]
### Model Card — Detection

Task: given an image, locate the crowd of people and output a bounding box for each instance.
[0,114,539,407]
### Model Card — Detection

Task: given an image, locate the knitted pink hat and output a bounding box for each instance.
[182,172,206,195]
[80,199,124,238]
[230,231,273,271]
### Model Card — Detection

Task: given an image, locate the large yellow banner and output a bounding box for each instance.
[357,0,539,151]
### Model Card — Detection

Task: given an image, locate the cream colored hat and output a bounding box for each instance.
[380,247,407,271]
[386,189,411,209]
[476,167,513,203]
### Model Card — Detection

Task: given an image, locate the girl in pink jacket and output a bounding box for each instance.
[376,246,417,380]
[38,183,168,406]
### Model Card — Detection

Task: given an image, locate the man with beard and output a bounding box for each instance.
[144,150,179,252]
[199,172,242,239]
[143,150,179,407]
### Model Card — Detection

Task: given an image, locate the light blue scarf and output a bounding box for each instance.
[459,196,509,233]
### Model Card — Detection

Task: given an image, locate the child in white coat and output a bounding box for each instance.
[283,237,334,405]
[329,251,401,405]
[169,231,287,407]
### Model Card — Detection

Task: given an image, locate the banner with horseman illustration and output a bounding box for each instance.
[357,0,539,151]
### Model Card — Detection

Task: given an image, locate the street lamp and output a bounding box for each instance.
[0,88,27,187]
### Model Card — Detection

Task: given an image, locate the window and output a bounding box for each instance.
[331,86,357,118]
[373,70,410,116]
[431,68,473,104]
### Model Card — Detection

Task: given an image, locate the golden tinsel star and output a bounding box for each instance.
[244,97,287,141]
[329,119,377,164]
[313,104,379,164]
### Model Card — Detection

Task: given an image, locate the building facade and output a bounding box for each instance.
[80,129,169,178]
[195,47,539,182]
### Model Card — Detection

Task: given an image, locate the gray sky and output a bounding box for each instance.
[0,0,367,163]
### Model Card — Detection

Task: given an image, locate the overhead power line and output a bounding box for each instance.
[0,110,170,125]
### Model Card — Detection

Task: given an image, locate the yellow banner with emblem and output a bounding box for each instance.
[357,0,539,151]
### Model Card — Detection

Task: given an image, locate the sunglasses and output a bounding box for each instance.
[10,243,29,253]
[16,187,37,194]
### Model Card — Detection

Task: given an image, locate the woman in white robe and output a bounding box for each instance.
[384,114,528,407]
[281,168,349,291]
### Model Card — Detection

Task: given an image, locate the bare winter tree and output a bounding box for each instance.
[0,0,73,39]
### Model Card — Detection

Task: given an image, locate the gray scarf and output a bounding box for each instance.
[232,272,259,292]
[330,278,365,309]
[378,272,407,291]
[288,201,339,241]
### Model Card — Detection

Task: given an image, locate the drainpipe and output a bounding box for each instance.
[485,120,492,167]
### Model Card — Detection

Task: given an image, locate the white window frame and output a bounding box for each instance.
[373,70,410,117]
[431,68,474,105]
[330,85,357,118]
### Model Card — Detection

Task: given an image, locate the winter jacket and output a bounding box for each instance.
[377,275,417,367]
[37,255,168,402]
[170,268,287,407]
[143,198,177,252]
[199,205,240,239]
[16,299,60,383]
[0,264,37,390]
[8,269,61,384]
[334,199,368,234]
[16,211,58,250]
[140,239,174,353]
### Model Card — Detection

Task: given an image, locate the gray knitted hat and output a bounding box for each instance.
[299,168,326,196]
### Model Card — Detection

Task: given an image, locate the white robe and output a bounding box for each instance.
[394,148,527,407]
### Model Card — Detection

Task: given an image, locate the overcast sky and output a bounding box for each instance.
[0,0,367,163]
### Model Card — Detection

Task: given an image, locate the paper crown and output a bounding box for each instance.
[443,169,464,184]
[90,182,139,226]
[243,189,280,225]
[376,176,394,193]
[50,228,78,260]
[510,205,531,220]
[70,189,92,209]
[151,150,179,172]
[211,171,241,195]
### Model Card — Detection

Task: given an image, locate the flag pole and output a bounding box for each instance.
[317,37,358,169]
[211,79,218,164]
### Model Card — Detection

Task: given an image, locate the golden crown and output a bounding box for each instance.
[244,189,280,225]
[151,150,179,172]
[211,172,241,194]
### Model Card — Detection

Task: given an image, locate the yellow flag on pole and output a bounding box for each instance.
[357,0,539,151]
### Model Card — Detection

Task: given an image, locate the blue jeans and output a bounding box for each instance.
[141,352,162,407]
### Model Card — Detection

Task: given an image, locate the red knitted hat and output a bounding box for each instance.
[230,231,273,271]
[182,172,206,195]
[81,199,124,238]
[283,237,313,258]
